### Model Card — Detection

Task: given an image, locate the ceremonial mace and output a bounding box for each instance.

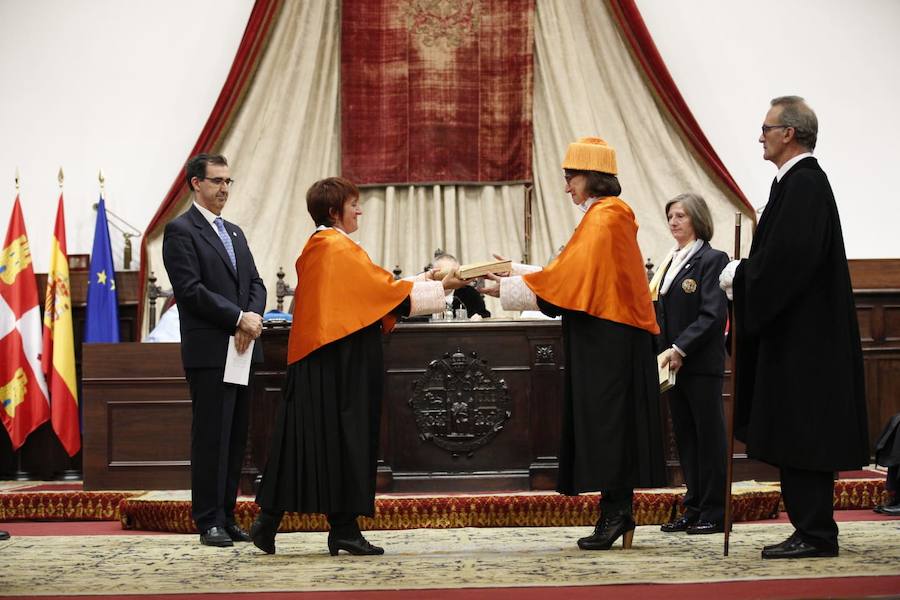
[723,212,741,556]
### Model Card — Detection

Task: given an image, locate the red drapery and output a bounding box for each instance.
[608,0,754,214]
[137,0,282,327]
[341,0,534,185]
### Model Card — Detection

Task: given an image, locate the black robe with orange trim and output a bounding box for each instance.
[255,229,413,515]
[525,198,666,495]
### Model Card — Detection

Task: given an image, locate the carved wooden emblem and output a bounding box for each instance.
[409,348,511,457]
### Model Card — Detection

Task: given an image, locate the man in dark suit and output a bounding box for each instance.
[163,154,267,547]
[720,97,868,558]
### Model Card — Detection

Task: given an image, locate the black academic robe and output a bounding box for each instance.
[733,157,868,472]
[539,299,667,495]
[256,300,410,517]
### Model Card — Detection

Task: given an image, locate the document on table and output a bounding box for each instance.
[223,336,254,386]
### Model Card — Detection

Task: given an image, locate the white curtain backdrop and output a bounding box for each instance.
[142,0,753,330]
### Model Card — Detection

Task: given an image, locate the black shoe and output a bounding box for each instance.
[250,515,279,554]
[761,537,838,559]
[224,523,252,542]
[327,533,384,556]
[200,526,234,547]
[660,515,697,533]
[0,530,9,541]
[577,512,636,550]
[763,531,800,552]
[876,503,900,517]
[686,520,726,535]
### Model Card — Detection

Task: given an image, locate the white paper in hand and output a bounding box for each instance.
[224,336,255,386]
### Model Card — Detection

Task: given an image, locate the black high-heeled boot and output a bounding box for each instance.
[327,533,385,556]
[577,511,636,550]
[250,509,283,554]
[327,513,384,556]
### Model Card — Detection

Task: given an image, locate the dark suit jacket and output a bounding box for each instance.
[162,205,266,369]
[452,285,491,318]
[655,241,729,377]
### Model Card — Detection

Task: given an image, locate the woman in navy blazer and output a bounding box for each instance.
[653,193,729,535]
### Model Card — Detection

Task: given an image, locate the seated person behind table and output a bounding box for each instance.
[432,253,491,318]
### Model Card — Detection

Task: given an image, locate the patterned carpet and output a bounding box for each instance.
[1,521,898,596]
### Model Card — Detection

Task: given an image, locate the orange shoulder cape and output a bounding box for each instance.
[287,229,413,364]
[523,197,659,334]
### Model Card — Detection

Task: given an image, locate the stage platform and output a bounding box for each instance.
[0,469,888,534]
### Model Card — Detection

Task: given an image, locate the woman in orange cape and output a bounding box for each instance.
[487,137,666,551]
[251,177,465,556]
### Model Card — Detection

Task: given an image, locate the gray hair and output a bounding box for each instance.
[771,95,818,151]
[665,192,714,242]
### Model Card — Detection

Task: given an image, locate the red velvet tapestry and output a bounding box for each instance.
[341,0,534,185]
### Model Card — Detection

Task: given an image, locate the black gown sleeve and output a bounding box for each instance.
[536,295,563,318]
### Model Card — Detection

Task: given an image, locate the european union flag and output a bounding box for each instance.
[84,196,120,343]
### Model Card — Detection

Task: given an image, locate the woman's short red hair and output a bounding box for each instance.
[306,177,359,227]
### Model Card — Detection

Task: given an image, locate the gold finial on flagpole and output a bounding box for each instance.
[58,166,65,189]
[15,167,20,191]
[98,168,106,194]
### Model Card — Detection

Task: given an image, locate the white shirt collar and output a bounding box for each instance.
[193,201,220,226]
[776,152,813,182]
[577,196,602,214]
[315,224,354,241]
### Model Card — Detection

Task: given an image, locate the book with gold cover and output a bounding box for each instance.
[434,259,512,280]
[658,352,677,392]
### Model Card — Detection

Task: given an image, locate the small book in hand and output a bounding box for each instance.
[434,259,512,280]
[658,352,677,392]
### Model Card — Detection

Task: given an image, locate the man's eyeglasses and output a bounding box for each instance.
[761,124,791,135]
[203,177,235,186]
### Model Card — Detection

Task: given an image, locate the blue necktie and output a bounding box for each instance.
[214,217,237,270]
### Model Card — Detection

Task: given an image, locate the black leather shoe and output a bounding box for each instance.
[224,523,252,542]
[761,538,838,559]
[0,530,9,541]
[763,531,800,551]
[577,512,636,550]
[327,533,384,556]
[660,515,697,533]
[686,520,725,535]
[200,526,234,547]
[876,503,900,516]
[250,516,278,554]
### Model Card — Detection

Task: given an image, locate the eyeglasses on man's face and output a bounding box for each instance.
[761,124,791,135]
[203,177,235,187]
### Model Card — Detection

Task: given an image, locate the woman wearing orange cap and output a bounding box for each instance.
[486,137,666,550]
[250,177,467,556]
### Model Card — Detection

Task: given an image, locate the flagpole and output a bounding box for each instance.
[723,212,742,556]
[12,168,32,481]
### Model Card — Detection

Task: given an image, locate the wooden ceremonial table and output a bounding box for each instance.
[82,320,568,493]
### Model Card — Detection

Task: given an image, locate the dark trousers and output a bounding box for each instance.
[887,465,900,499]
[186,367,250,532]
[667,374,727,523]
[780,466,838,550]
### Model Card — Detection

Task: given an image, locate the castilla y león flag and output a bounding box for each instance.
[42,194,80,456]
[0,196,50,449]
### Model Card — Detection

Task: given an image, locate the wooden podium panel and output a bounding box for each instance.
[82,343,191,490]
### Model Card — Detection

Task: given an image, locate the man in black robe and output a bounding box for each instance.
[720,96,868,559]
